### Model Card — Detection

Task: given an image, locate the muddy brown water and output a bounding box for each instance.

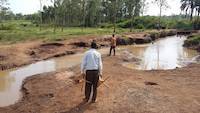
[123,35,199,70]
[0,35,199,107]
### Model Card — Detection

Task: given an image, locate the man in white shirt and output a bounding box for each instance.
[81,41,103,103]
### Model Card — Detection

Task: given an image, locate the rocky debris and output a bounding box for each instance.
[26,50,36,56]
[70,41,90,47]
[40,43,64,48]
[176,30,198,35]
[121,50,141,62]
[0,54,7,61]
[51,51,76,58]
[30,43,66,56]
[150,30,176,41]
[116,35,152,45]
[39,93,54,99]
[0,63,18,70]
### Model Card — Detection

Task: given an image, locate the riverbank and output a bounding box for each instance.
[0,30,176,70]
[0,54,200,113]
[184,33,200,52]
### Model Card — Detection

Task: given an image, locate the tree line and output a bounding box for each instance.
[39,0,144,32]
[0,0,200,30]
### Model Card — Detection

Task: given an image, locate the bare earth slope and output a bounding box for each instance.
[0,56,200,113]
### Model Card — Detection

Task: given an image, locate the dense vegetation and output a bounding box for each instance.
[1,0,200,30]
[0,0,200,43]
[184,34,200,52]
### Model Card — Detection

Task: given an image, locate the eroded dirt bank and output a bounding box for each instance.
[0,55,200,113]
[0,30,177,70]
[183,32,200,52]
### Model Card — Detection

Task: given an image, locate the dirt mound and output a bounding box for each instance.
[116,34,152,45]
[70,41,90,48]
[121,50,141,62]
[0,63,17,70]
[150,30,176,40]
[40,43,64,48]
[29,43,66,57]
[0,54,7,61]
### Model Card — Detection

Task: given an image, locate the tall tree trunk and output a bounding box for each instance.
[53,0,56,33]
[197,10,200,30]
[130,13,133,32]
[61,18,64,32]
[190,1,194,21]
[82,0,85,32]
[113,0,116,33]
[54,16,56,33]
[39,0,42,31]
[198,9,200,22]
[159,1,162,30]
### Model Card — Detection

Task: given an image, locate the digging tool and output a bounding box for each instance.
[98,76,110,88]
[80,75,110,93]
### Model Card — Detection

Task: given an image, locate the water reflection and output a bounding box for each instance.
[0,71,15,92]
[0,60,56,107]
[0,36,199,107]
[0,50,106,107]
[125,36,199,70]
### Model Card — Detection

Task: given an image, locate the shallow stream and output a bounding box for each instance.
[0,35,199,107]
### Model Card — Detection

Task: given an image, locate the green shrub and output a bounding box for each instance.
[184,35,200,47]
[116,16,194,30]
[0,24,15,30]
[99,23,113,28]
[175,20,193,30]
[193,20,200,30]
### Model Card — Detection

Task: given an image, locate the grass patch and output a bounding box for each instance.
[184,35,200,47]
[0,20,131,44]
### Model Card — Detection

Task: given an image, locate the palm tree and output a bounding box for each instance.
[194,0,200,21]
[194,0,200,29]
[181,0,196,21]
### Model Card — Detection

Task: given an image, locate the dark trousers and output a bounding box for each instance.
[109,46,116,56]
[85,70,99,101]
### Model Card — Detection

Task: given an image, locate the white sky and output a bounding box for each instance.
[9,0,182,16]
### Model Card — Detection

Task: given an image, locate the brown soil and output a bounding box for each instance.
[0,35,96,70]
[0,55,200,113]
[0,30,177,71]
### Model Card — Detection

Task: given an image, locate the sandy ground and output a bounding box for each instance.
[0,34,111,70]
[0,54,200,113]
[0,30,199,113]
[0,30,176,70]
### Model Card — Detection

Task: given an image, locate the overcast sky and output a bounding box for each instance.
[9,0,182,16]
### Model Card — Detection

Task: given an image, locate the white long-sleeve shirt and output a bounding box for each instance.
[81,49,103,75]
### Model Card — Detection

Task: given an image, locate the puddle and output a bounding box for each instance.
[0,60,57,107]
[0,35,199,107]
[0,48,108,107]
[122,35,199,70]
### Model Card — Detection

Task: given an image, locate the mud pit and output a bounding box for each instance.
[0,30,176,71]
[0,56,200,113]
[0,31,200,112]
